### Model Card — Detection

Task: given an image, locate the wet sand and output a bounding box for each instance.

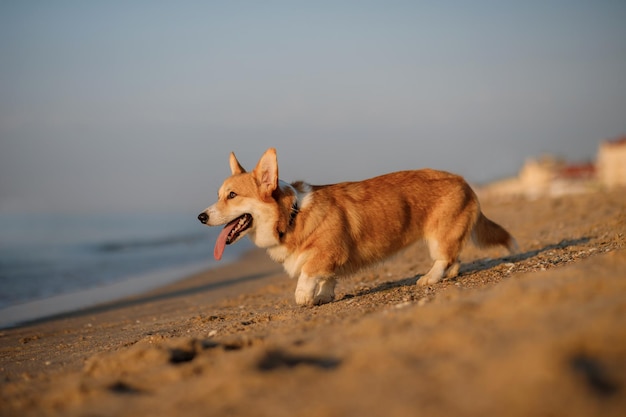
[1,189,625,416]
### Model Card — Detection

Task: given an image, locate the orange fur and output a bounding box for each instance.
[199,148,516,306]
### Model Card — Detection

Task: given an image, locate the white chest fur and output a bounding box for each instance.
[266,245,306,278]
[265,181,313,278]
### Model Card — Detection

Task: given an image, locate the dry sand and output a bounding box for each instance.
[1,189,625,416]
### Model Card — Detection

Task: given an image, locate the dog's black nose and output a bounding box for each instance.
[197,212,208,224]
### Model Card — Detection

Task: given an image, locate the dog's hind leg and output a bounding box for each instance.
[418,237,463,287]
[445,259,460,278]
[418,260,448,286]
[418,204,473,286]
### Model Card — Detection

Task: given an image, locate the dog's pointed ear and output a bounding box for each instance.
[229,152,246,175]
[253,148,278,198]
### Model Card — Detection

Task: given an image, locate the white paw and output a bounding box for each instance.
[313,292,334,305]
[417,274,440,287]
[295,289,315,306]
[312,279,336,305]
[445,262,460,279]
[418,261,447,287]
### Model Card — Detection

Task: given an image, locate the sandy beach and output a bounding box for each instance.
[1,189,625,416]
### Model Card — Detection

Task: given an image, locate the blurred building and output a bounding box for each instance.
[479,136,625,200]
[597,136,626,188]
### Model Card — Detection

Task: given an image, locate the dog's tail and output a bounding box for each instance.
[472,212,518,254]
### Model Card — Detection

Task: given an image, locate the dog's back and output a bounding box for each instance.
[283,169,507,278]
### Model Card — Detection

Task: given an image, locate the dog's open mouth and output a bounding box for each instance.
[224,213,253,244]
[214,214,253,261]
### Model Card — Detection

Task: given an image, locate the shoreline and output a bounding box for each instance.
[0,237,255,330]
[0,260,220,330]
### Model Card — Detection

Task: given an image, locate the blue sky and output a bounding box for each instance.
[1,1,625,213]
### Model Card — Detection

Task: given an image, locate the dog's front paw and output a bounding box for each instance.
[312,279,336,305]
[313,292,334,305]
[294,273,321,306]
[295,289,315,306]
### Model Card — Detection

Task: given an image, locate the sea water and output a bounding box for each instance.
[0,212,250,315]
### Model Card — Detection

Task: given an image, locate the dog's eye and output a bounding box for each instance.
[227,191,237,199]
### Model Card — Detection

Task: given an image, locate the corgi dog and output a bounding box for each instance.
[198,148,517,306]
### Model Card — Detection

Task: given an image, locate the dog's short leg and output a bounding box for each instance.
[418,260,448,286]
[418,238,461,286]
[314,278,336,305]
[445,260,460,278]
[295,273,319,306]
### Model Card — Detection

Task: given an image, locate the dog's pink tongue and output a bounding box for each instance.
[214,220,238,261]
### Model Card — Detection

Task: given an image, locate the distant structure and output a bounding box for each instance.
[479,136,625,199]
[597,136,626,188]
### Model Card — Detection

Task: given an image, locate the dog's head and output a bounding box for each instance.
[198,148,294,260]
